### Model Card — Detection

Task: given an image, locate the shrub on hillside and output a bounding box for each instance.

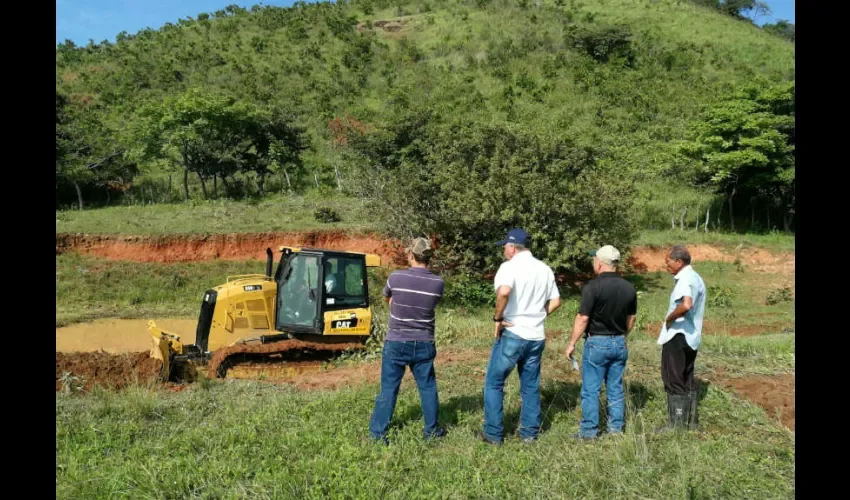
[314,207,341,223]
[343,113,639,273]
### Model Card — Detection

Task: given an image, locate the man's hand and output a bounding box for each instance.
[565,342,576,360]
[494,319,514,338]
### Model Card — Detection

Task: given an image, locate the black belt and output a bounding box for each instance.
[586,332,624,337]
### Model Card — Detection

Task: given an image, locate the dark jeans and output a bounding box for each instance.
[369,340,440,439]
[661,333,697,395]
[482,330,546,442]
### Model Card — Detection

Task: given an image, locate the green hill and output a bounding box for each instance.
[56,0,794,235]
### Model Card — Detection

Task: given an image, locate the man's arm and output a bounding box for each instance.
[625,287,637,335]
[664,278,693,328]
[665,296,692,328]
[382,276,392,305]
[493,285,513,338]
[565,314,589,360]
[566,284,593,359]
[545,272,561,317]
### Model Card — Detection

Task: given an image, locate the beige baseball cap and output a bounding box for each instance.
[406,237,433,260]
[591,245,621,266]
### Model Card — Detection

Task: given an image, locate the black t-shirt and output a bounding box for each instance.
[578,272,637,336]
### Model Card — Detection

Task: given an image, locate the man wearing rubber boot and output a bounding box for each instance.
[657,245,706,432]
[566,245,637,441]
[479,228,561,445]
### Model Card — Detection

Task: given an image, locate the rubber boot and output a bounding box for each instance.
[670,394,690,429]
[656,393,690,433]
[687,390,699,431]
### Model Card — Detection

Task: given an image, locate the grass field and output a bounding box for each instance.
[56,246,794,498]
[55,194,377,235]
[634,229,796,253]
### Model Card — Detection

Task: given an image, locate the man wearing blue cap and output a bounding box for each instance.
[479,228,561,444]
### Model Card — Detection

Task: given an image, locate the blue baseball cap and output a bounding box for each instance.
[496,228,530,246]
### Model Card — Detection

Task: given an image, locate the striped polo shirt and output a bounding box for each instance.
[382,267,444,342]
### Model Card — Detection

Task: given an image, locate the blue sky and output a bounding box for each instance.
[56,0,795,46]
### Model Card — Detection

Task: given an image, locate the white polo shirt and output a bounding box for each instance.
[494,251,560,341]
[658,265,706,351]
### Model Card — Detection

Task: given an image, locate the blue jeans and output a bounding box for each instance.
[482,330,546,442]
[579,335,629,438]
[369,340,441,439]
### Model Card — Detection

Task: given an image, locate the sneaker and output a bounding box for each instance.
[425,427,447,441]
[476,430,502,446]
[521,436,538,444]
[572,432,596,442]
[361,434,389,446]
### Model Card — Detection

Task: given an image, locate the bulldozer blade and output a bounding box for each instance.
[148,320,185,381]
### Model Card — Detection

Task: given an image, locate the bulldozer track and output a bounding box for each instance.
[206,339,365,379]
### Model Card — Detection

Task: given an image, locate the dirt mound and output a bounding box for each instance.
[56,231,407,265]
[56,351,164,392]
[629,244,794,275]
[713,374,795,431]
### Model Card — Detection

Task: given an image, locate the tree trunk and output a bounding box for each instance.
[168,174,172,198]
[751,197,756,230]
[213,175,218,198]
[183,169,190,201]
[106,185,111,205]
[314,173,320,188]
[671,214,675,230]
[783,210,793,232]
[182,142,191,201]
[695,207,700,231]
[283,169,292,192]
[73,181,83,210]
[196,171,209,199]
[767,205,771,231]
[335,166,342,191]
[680,208,686,230]
[728,187,737,232]
[257,172,266,196]
[704,206,710,233]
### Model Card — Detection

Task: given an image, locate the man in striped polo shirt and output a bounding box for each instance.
[368,237,446,444]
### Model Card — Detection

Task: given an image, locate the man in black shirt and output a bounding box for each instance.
[566,245,637,440]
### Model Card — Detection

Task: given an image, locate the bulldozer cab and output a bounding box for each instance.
[275,249,370,335]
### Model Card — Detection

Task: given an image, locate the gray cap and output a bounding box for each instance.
[406,237,433,260]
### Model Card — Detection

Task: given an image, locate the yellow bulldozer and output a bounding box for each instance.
[148,245,381,381]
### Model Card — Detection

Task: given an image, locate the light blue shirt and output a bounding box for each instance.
[658,265,706,351]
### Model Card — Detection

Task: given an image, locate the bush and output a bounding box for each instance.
[314,207,341,223]
[442,273,496,307]
[709,285,736,308]
[765,286,793,305]
[565,23,635,65]
[346,115,640,273]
